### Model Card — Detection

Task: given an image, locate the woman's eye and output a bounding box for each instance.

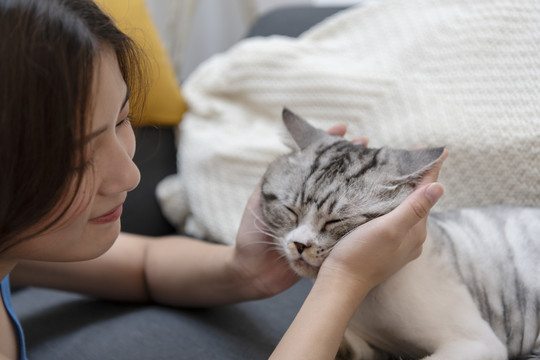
[116,115,132,128]
[323,219,342,231]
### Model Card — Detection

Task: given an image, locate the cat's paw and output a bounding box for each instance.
[336,337,396,360]
[335,338,355,360]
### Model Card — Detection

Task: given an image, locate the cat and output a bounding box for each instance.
[259,108,540,360]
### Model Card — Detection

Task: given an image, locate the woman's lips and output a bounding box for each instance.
[89,204,123,224]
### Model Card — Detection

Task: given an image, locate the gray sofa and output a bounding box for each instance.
[12,7,346,359]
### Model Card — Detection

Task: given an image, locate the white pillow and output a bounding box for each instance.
[158,0,540,244]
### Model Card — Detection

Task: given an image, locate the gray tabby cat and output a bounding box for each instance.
[260,108,540,360]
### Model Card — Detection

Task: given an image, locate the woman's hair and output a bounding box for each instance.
[0,0,146,251]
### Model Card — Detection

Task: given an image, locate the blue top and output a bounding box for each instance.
[1,275,27,360]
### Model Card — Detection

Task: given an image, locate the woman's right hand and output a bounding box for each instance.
[318,150,448,297]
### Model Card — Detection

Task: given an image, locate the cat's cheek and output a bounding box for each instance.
[290,258,319,278]
[279,243,319,278]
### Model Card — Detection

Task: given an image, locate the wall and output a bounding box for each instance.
[144,0,364,81]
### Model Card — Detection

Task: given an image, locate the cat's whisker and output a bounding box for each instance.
[237,238,284,256]
[245,226,277,237]
[249,208,283,239]
[238,244,284,258]
[267,246,285,256]
[243,239,277,246]
[248,207,271,228]
[249,227,280,241]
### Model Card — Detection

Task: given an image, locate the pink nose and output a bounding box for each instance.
[294,242,310,254]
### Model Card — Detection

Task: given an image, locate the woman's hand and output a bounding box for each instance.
[231,184,300,300]
[319,149,448,296]
[230,123,356,300]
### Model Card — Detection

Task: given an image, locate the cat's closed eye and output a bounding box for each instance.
[285,206,299,225]
[323,219,342,231]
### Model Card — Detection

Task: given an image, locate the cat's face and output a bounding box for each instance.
[260,109,443,278]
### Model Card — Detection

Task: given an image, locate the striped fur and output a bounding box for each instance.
[260,109,540,359]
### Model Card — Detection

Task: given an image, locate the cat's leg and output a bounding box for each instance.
[518,337,540,359]
[351,250,509,360]
[408,291,508,360]
[420,339,507,360]
[514,350,540,359]
[336,337,355,360]
[340,329,394,360]
[410,292,508,360]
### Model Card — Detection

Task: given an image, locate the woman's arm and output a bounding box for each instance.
[11,233,260,306]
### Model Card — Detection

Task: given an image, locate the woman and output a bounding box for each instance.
[0,1,446,359]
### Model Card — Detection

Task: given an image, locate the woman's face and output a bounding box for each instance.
[8,47,140,262]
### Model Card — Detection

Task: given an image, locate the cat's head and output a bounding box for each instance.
[260,108,444,278]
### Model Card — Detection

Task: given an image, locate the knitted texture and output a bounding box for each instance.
[157,0,540,245]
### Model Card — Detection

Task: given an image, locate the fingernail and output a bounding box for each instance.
[425,183,444,205]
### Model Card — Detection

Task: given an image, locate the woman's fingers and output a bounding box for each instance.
[326,123,347,137]
[326,124,369,146]
[386,182,445,233]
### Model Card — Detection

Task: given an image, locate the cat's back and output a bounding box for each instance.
[428,206,540,270]
[427,206,540,355]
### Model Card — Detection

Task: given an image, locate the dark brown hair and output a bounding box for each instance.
[0,0,146,251]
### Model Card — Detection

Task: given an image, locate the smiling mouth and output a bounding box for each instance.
[89,205,123,224]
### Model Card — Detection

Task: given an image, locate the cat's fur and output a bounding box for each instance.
[260,108,540,360]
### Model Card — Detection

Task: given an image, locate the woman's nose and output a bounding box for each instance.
[116,153,141,193]
[98,131,140,195]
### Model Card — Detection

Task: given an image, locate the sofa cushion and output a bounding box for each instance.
[13,280,312,360]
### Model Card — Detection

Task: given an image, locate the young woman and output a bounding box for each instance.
[0,1,446,359]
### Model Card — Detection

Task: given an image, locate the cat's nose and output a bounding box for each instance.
[294,242,310,254]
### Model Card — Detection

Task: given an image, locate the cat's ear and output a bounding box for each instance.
[282,108,328,150]
[392,147,445,185]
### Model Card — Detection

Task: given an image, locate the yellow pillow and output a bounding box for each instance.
[95,0,186,126]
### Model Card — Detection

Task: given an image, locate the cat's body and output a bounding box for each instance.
[347,206,540,360]
[260,109,540,360]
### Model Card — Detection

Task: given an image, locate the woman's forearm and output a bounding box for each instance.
[143,235,256,307]
[270,276,369,359]
[11,233,252,306]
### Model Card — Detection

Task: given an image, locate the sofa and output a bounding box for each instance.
[11,6,346,360]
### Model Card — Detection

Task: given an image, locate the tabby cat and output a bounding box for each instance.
[260,108,540,360]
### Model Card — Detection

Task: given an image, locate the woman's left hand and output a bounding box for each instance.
[230,123,357,300]
[232,185,300,300]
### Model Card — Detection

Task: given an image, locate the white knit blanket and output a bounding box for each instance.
[157,0,540,245]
